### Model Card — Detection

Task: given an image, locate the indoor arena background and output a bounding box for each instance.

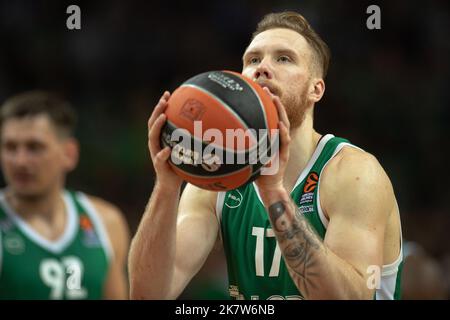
[0,0,449,299]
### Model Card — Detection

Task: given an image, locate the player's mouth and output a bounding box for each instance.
[11,171,35,184]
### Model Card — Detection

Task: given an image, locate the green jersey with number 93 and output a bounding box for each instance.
[0,190,111,300]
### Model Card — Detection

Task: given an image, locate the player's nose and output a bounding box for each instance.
[253,59,273,80]
[12,148,32,166]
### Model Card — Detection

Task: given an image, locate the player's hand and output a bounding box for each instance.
[254,87,290,196]
[148,91,183,190]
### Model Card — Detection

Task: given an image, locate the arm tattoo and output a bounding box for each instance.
[268,200,324,297]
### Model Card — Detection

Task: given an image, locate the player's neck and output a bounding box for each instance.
[284,113,321,191]
[5,187,65,224]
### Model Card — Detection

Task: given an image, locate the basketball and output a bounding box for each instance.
[160,70,279,191]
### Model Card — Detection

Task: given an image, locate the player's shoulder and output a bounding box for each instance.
[326,145,390,183]
[82,193,127,229]
[322,145,394,200]
[179,183,219,214]
[181,183,218,203]
[321,145,396,220]
[80,193,130,260]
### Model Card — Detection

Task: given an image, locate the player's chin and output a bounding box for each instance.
[10,182,44,198]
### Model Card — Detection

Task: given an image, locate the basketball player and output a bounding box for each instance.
[401,241,447,299]
[129,11,403,300]
[0,91,130,299]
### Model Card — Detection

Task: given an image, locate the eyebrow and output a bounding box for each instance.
[242,48,299,62]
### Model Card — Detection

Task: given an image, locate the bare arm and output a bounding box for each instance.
[256,89,392,299]
[168,184,219,298]
[90,196,130,300]
[128,183,180,299]
[129,183,218,299]
[128,91,218,299]
[259,149,392,299]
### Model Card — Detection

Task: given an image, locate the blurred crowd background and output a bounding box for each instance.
[0,0,449,299]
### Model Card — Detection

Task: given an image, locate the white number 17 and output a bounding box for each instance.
[252,227,282,277]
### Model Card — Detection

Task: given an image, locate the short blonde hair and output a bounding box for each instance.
[252,11,331,78]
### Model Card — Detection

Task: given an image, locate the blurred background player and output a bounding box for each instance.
[0,91,130,299]
[401,240,448,299]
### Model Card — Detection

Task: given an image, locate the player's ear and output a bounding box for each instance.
[63,138,79,172]
[308,78,325,103]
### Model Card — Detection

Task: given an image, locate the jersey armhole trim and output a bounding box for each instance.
[75,192,114,263]
[292,134,335,191]
[216,192,225,229]
[381,200,403,276]
[215,192,226,246]
[316,143,364,230]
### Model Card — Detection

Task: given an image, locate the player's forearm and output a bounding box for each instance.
[259,188,371,299]
[129,182,181,299]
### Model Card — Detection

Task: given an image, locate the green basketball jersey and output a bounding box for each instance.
[0,190,112,300]
[217,134,403,300]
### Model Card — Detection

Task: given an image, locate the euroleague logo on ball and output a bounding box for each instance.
[160,70,280,191]
[180,99,205,121]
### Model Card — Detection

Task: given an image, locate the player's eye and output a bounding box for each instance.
[277,55,291,63]
[27,141,45,153]
[2,141,17,152]
[249,57,260,64]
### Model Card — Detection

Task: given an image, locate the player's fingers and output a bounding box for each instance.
[262,86,274,100]
[153,147,173,175]
[148,91,171,130]
[273,96,290,131]
[278,121,290,162]
[155,146,172,164]
[148,113,166,157]
[262,87,290,131]
[279,120,291,143]
[162,90,170,101]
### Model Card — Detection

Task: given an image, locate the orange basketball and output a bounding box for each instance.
[160,70,279,191]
